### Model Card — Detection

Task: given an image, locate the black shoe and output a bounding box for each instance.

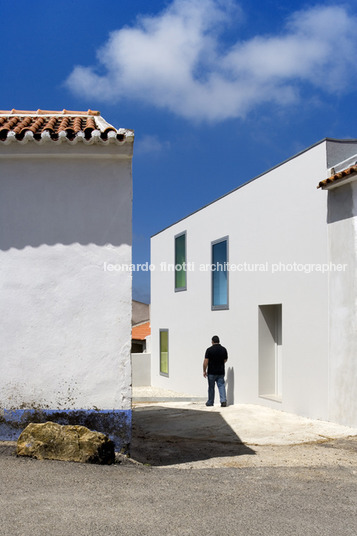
[205,402,213,406]
[221,402,227,407]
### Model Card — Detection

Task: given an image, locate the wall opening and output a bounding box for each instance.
[211,236,229,310]
[259,304,282,401]
[160,329,169,377]
[175,232,187,291]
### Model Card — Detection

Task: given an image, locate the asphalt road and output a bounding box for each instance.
[1,446,357,536]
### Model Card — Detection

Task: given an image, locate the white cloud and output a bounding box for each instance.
[66,1,357,122]
[135,135,170,155]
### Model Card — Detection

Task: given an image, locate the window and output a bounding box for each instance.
[175,232,186,291]
[258,304,282,401]
[211,237,229,310]
[160,329,169,376]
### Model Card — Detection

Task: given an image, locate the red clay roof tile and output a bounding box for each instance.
[318,164,357,188]
[0,109,133,145]
[132,322,151,341]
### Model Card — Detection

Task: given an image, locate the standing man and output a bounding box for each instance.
[203,335,228,407]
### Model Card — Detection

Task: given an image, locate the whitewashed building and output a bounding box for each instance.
[151,138,357,427]
[0,109,134,450]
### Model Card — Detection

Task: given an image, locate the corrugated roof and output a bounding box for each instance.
[318,164,357,188]
[0,109,134,146]
[132,322,151,341]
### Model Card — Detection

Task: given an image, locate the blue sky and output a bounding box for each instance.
[1,0,357,303]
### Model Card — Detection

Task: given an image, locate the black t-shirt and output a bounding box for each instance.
[205,344,228,375]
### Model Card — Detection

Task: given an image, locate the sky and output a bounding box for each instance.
[1,0,357,303]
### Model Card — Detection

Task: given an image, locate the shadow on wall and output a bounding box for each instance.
[226,367,234,406]
[131,404,255,466]
[0,160,131,250]
[327,183,356,223]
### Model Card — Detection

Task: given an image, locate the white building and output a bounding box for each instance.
[0,109,134,450]
[151,138,357,427]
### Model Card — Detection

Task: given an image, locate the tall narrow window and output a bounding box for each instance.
[175,232,186,291]
[211,237,229,310]
[259,304,282,401]
[160,329,169,376]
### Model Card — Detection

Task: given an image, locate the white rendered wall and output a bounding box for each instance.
[327,179,357,426]
[151,141,347,421]
[131,353,151,386]
[0,143,132,413]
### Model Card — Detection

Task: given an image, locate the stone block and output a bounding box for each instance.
[16,421,115,464]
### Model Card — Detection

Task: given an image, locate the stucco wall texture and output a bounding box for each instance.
[150,139,357,428]
[0,143,133,450]
[328,180,357,427]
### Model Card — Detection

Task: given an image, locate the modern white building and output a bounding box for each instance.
[0,109,134,450]
[150,138,357,427]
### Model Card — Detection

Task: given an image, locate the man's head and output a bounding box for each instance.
[212,335,220,344]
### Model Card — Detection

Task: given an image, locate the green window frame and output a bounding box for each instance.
[160,329,169,376]
[175,232,187,291]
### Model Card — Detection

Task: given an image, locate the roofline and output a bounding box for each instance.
[0,109,100,116]
[0,109,134,147]
[321,174,357,190]
[319,164,357,189]
[132,320,151,327]
[151,137,357,238]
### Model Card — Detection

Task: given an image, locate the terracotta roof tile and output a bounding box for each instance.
[132,322,151,340]
[0,109,134,145]
[318,164,357,188]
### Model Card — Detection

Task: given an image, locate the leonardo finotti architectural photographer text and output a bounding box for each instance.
[103,261,348,274]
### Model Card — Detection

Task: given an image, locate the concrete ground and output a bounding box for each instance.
[131,386,357,468]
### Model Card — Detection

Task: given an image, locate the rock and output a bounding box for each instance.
[16,421,115,464]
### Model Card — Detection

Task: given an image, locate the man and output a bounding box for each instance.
[203,335,228,407]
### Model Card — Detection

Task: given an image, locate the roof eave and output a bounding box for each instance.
[319,172,357,190]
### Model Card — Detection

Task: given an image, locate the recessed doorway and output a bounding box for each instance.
[258,304,282,401]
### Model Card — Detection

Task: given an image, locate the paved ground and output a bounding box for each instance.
[1,448,357,536]
[1,391,357,535]
[131,387,357,469]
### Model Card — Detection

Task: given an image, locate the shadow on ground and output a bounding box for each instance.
[131,405,255,466]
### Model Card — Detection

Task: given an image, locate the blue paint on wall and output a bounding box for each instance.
[0,408,132,453]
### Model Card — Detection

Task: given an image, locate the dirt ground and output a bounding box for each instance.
[3,436,357,470]
[2,408,357,470]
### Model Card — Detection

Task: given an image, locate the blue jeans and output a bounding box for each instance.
[207,375,226,405]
